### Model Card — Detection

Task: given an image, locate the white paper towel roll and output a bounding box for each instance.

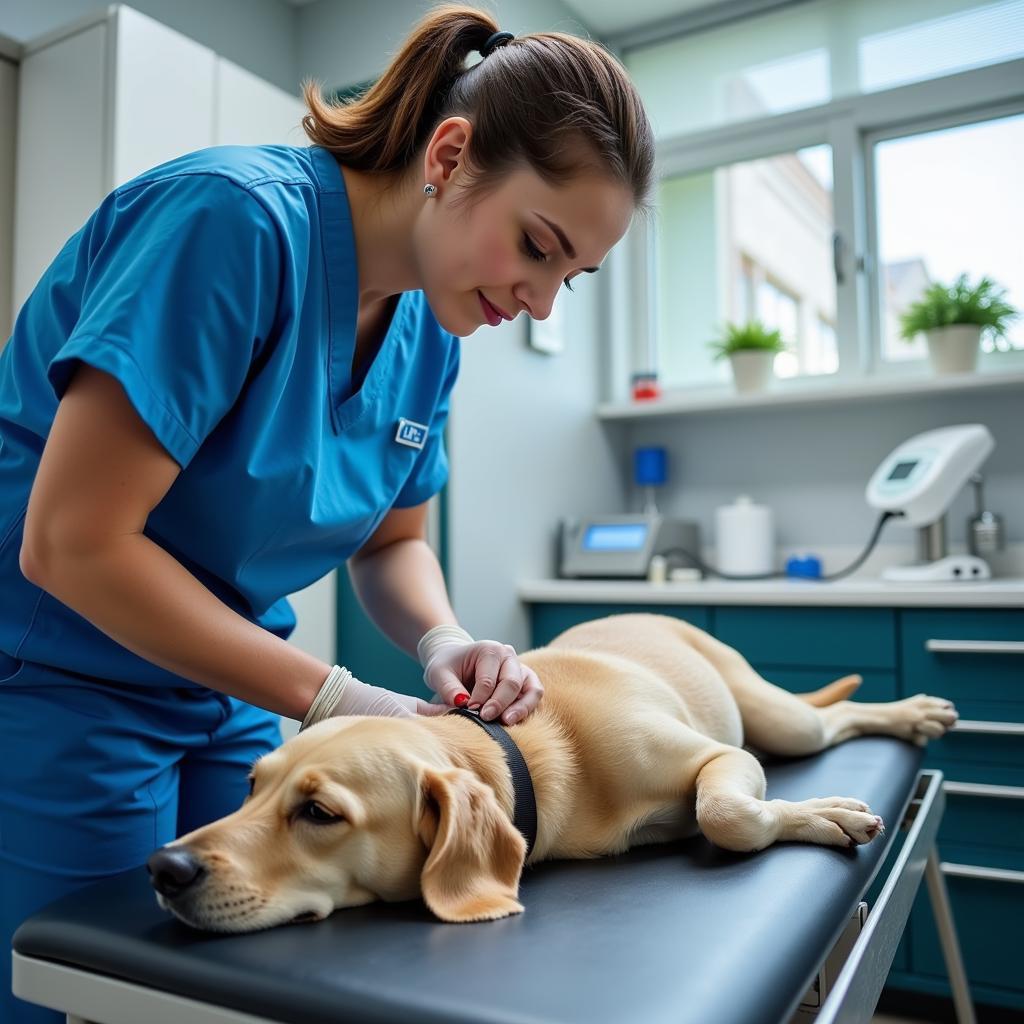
[715,495,774,575]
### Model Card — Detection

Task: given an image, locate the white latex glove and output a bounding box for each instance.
[328,676,435,718]
[301,665,443,731]
[417,625,544,726]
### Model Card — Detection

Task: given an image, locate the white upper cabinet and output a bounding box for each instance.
[216,57,306,148]
[13,4,305,312]
[109,6,216,186]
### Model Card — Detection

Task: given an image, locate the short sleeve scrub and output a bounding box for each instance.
[0,144,460,1023]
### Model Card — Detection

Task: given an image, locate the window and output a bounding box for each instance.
[628,0,1024,138]
[654,145,836,387]
[873,112,1024,363]
[617,0,1024,399]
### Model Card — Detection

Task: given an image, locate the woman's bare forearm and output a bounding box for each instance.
[23,533,329,719]
[347,538,459,658]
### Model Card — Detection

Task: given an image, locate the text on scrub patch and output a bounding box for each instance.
[395,418,429,450]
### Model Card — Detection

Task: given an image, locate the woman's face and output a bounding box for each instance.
[414,123,635,337]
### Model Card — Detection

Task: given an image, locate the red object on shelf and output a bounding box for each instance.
[631,373,662,401]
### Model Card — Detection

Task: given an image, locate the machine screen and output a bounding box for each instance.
[583,523,648,552]
[887,460,918,481]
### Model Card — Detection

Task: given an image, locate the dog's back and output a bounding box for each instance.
[523,613,743,749]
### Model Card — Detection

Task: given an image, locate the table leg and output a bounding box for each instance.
[924,850,976,1024]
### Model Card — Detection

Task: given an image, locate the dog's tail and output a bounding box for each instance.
[798,674,863,707]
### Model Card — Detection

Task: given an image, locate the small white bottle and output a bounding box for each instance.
[647,554,668,584]
[715,495,775,575]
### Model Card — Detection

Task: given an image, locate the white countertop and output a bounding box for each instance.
[518,578,1024,608]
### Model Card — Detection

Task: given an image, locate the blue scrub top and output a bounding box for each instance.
[0,144,461,687]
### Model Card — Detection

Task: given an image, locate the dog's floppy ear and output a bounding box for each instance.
[417,767,526,923]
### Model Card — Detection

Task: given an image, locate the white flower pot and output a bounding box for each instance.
[924,324,983,374]
[728,350,775,393]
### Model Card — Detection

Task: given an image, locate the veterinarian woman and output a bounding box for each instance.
[0,5,652,1019]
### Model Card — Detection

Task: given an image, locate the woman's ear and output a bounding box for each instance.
[417,767,526,923]
[422,115,473,191]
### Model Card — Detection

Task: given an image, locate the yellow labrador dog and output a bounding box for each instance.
[148,613,957,930]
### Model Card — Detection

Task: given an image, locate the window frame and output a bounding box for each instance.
[606,56,1024,402]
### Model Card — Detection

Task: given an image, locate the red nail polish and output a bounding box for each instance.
[454,693,469,707]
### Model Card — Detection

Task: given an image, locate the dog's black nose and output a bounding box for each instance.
[147,847,205,898]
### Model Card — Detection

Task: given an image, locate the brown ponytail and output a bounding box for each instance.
[301,4,654,211]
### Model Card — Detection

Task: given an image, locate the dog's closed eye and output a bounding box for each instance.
[297,801,345,825]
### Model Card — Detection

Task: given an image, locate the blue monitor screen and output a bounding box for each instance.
[583,523,649,552]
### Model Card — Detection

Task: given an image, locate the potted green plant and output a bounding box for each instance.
[899,274,1018,374]
[708,321,787,393]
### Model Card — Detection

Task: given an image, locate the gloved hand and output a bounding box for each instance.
[417,625,544,726]
[301,665,445,731]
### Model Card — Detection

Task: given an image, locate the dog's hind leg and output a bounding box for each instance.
[814,695,958,747]
[693,744,885,852]
[673,622,957,754]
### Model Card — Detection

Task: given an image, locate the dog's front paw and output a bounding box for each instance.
[772,798,885,848]
[899,694,959,746]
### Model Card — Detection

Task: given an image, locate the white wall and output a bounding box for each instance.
[628,388,1023,577]
[297,0,594,89]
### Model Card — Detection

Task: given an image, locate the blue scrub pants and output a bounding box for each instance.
[0,651,282,1024]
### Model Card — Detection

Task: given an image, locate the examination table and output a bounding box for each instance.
[12,736,976,1024]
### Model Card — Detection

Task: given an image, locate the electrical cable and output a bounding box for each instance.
[659,510,903,583]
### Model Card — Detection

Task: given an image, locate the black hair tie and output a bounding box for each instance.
[481,30,514,57]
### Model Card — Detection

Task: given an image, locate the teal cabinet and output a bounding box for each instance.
[336,568,430,699]
[713,607,897,670]
[899,608,1024,1013]
[902,609,1024,721]
[757,667,898,703]
[909,873,1024,1010]
[713,606,898,702]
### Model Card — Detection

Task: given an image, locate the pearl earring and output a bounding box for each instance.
[423,183,438,198]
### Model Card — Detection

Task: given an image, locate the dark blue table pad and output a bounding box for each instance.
[14,736,923,1024]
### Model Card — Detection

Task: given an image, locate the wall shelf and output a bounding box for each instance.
[597,369,1024,422]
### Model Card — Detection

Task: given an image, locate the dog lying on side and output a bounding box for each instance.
[147,613,957,929]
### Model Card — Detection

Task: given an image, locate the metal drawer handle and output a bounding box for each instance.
[926,640,1024,654]
[944,781,1024,800]
[942,862,1024,886]
[953,720,1024,736]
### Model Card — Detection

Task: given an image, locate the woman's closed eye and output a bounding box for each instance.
[522,234,574,292]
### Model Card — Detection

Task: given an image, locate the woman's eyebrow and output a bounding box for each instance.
[535,213,600,273]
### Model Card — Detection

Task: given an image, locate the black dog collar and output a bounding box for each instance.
[446,707,537,858]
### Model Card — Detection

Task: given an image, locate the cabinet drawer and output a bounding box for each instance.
[528,604,711,649]
[933,789,1024,868]
[714,607,896,669]
[924,724,1024,789]
[910,867,1024,993]
[754,667,897,703]
[901,610,1024,721]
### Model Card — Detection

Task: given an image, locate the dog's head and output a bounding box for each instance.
[147,716,526,930]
